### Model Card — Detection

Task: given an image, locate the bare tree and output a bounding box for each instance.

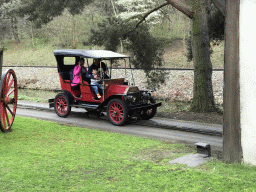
[169,0,216,112]
[136,0,216,112]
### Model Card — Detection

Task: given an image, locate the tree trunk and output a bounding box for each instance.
[190,0,215,112]
[0,22,3,52]
[0,17,4,48]
[11,17,20,44]
[72,14,76,49]
[164,0,216,112]
[30,21,35,51]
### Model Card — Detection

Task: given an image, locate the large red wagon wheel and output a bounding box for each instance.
[0,69,18,132]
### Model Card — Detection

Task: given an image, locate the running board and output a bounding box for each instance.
[72,103,99,110]
[128,102,162,112]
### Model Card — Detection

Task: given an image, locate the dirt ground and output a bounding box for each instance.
[156,111,223,125]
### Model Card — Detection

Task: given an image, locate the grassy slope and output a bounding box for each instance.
[3,38,224,68]
[3,39,58,66]
[0,116,255,191]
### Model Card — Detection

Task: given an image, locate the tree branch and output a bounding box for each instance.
[135,2,170,28]
[124,0,194,37]
[166,0,194,19]
[135,0,194,28]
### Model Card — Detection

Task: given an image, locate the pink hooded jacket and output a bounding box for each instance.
[71,65,87,87]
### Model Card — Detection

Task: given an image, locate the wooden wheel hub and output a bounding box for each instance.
[3,95,15,105]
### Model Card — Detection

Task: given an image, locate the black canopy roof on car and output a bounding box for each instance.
[54,49,130,76]
[54,49,130,60]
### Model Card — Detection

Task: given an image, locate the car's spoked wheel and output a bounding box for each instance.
[107,99,128,126]
[140,97,157,120]
[0,69,18,132]
[54,93,71,117]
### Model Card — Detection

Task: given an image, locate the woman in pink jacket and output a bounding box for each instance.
[71,58,87,96]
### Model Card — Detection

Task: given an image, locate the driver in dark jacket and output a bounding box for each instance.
[87,59,109,79]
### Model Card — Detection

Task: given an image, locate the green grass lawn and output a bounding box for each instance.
[0,116,255,191]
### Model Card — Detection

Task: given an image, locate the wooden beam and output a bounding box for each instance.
[211,0,226,16]
[0,50,2,79]
[223,0,242,163]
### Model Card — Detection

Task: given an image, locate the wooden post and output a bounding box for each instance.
[240,0,256,165]
[223,0,242,163]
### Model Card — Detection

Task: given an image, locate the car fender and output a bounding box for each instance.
[98,94,125,109]
[61,90,74,104]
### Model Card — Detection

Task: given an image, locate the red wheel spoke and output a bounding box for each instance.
[7,87,15,97]
[2,74,11,94]
[5,74,11,89]
[6,78,14,94]
[6,105,14,116]
[1,107,7,130]
[54,94,71,117]
[4,107,10,126]
[1,76,13,96]
[6,73,11,83]
[108,100,127,125]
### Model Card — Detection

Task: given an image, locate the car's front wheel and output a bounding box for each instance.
[54,93,71,117]
[107,98,128,126]
[140,97,157,120]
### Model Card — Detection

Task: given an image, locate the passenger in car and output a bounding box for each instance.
[87,58,109,79]
[71,58,87,96]
[90,69,102,99]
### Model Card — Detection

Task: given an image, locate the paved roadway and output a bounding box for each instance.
[16,101,223,154]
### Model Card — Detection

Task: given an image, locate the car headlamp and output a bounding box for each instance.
[142,92,149,96]
[127,95,136,103]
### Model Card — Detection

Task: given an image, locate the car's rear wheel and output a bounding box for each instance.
[54,93,71,117]
[107,98,128,126]
[140,97,157,120]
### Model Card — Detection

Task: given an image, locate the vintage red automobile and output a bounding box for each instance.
[49,49,161,126]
